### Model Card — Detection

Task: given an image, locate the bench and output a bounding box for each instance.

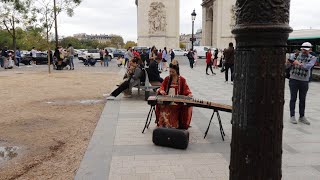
[134,68,161,100]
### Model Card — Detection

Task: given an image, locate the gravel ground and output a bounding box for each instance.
[0,64,121,180]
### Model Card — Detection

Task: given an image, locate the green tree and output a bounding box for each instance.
[0,0,37,60]
[60,37,82,48]
[179,42,186,49]
[124,41,137,49]
[110,35,124,48]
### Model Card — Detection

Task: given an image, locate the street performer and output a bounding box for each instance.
[156,60,193,129]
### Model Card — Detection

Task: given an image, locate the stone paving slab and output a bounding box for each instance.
[108,153,229,180]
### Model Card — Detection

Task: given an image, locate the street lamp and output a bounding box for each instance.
[191,9,197,50]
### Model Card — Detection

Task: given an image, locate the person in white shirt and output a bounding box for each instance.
[31,47,37,65]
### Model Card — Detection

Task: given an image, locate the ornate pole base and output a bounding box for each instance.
[229,0,292,179]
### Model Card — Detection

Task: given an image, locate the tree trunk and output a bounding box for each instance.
[12,15,16,63]
[229,0,292,179]
[46,15,51,74]
[53,0,58,48]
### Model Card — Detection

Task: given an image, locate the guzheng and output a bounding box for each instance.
[147,95,232,113]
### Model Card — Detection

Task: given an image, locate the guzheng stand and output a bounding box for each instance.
[142,104,155,133]
[143,96,231,140]
[204,109,226,141]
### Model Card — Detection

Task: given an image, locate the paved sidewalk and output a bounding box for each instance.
[75,57,320,180]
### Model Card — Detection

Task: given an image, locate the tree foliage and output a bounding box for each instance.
[0,28,52,50]
[124,41,137,49]
[110,35,124,48]
[179,42,186,49]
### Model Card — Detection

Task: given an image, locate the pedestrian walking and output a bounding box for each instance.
[223,43,235,83]
[193,50,198,67]
[187,49,195,69]
[205,49,216,75]
[213,49,218,69]
[104,49,109,67]
[31,47,37,65]
[100,49,104,66]
[15,47,21,67]
[67,44,75,70]
[287,42,317,125]
[170,49,175,62]
[162,47,169,71]
[158,49,163,71]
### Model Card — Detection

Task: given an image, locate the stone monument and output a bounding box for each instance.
[202,0,236,49]
[135,0,180,49]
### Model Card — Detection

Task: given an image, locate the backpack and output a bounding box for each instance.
[140,68,146,84]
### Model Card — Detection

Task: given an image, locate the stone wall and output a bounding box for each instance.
[201,0,236,49]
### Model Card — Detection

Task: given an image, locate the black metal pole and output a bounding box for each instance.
[53,0,58,48]
[229,0,292,179]
[191,20,194,50]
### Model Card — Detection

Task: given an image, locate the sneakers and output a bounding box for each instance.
[106,96,116,100]
[299,117,311,125]
[104,94,116,100]
[290,116,297,124]
[290,116,311,125]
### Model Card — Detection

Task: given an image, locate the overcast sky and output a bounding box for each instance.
[57,0,320,42]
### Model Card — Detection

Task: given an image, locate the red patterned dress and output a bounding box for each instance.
[156,76,193,129]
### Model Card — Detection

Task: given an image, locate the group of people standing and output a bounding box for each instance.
[0,47,23,69]
[53,44,75,70]
[148,46,176,72]
[204,43,235,83]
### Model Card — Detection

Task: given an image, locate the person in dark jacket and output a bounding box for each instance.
[170,49,175,62]
[54,47,63,70]
[1,47,9,68]
[141,49,149,66]
[148,57,163,83]
[223,43,235,83]
[187,49,195,69]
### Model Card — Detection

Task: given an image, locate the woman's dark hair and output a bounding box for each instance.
[132,57,139,64]
[169,63,180,75]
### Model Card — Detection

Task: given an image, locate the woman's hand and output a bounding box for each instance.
[188,94,193,98]
[159,90,166,95]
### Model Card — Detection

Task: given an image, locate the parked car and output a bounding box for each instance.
[113,49,125,58]
[21,52,52,65]
[193,46,212,59]
[105,47,116,53]
[86,49,101,60]
[173,49,188,56]
[78,50,87,61]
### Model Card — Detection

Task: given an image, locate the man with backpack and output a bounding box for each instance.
[187,49,195,69]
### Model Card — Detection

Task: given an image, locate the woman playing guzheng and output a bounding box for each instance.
[156,60,193,129]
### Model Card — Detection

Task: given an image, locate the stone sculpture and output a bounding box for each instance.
[149,2,166,34]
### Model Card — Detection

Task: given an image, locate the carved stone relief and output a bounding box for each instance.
[149,2,167,34]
